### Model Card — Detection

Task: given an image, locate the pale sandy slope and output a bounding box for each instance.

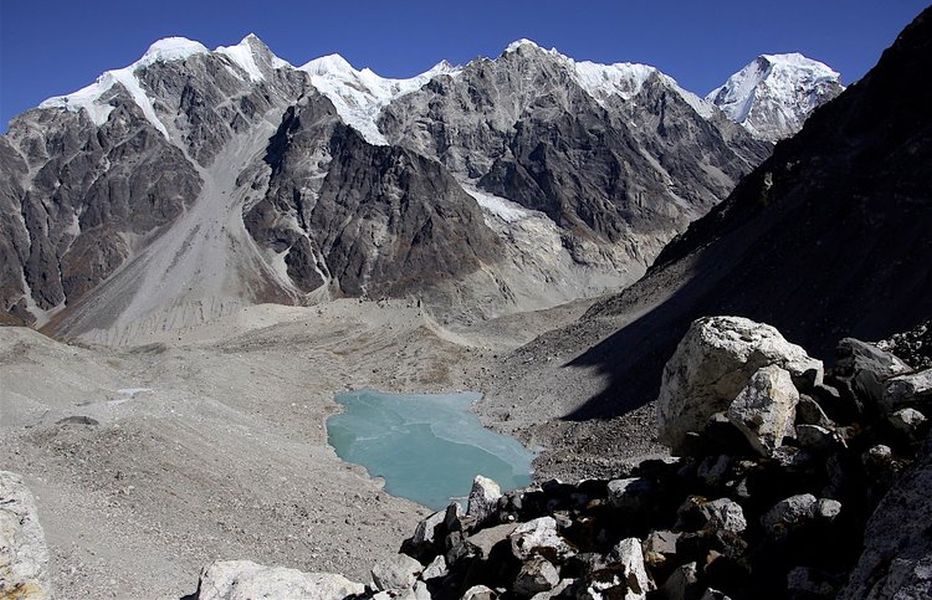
[0,297,602,599]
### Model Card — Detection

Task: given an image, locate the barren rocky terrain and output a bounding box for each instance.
[1,296,652,599]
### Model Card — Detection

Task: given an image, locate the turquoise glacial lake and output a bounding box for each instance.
[326,389,535,510]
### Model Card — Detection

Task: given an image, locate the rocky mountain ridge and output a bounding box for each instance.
[1,35,837,340]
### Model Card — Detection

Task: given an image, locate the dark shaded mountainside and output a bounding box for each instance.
[498,6,932,426]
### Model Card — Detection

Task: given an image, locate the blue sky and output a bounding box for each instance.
[1,1,927,128]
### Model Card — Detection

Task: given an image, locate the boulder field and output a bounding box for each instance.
[3,316,931,599]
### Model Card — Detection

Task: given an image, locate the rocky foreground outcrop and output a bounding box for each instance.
[182,316,931,600]
[0,471,51,599]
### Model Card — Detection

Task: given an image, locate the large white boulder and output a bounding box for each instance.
[0,471,51,600]
[194,560,365,600]
[657,316,822,452]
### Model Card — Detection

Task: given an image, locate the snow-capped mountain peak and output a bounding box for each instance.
[706,52,844,141]
[299,54,460,145]
[215,33,291,81]
[138,36,210,66]
[499,39,717,118]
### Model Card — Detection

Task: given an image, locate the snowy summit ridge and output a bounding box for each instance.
[706,52,844,141]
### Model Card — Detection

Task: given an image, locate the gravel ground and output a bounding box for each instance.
[0,296,665,598]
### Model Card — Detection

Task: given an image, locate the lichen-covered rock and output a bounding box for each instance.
[727,365,800,456]
[194,560,364,600]
[0,471,50,600]
[658,316,822,453]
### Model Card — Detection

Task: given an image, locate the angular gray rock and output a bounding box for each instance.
[661,562,699,600]
[882,369,932,414]
[836,338,912,409]
[193,560,364,600]
[510,516,574,561]
[607,477,654,511]
[421,555,447,581]
[611,537,653,599]
[657,316,822,453]
[700,498,748,534]
[514,556,560,596]
[0,471,51,600]
[727,364,800,456]
[761,494,841,539]
[796,394,834,428]
[889,407,928,435]
[371,553,423,591]
[467,475,502,525]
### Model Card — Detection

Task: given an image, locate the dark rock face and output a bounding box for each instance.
[0,104,200,322]
[244,93,500,298]
[562,6,932,419]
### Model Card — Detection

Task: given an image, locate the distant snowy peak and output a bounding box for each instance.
[39,34,291,135]
[299,54,460,145]
[706,52,844,141]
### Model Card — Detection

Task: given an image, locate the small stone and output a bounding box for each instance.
[462,584,496,600]
[421,555,447,581]
[644,530,679,567]
[815,498,842,521]
[889,407,928,434]
[514,557,560,596]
